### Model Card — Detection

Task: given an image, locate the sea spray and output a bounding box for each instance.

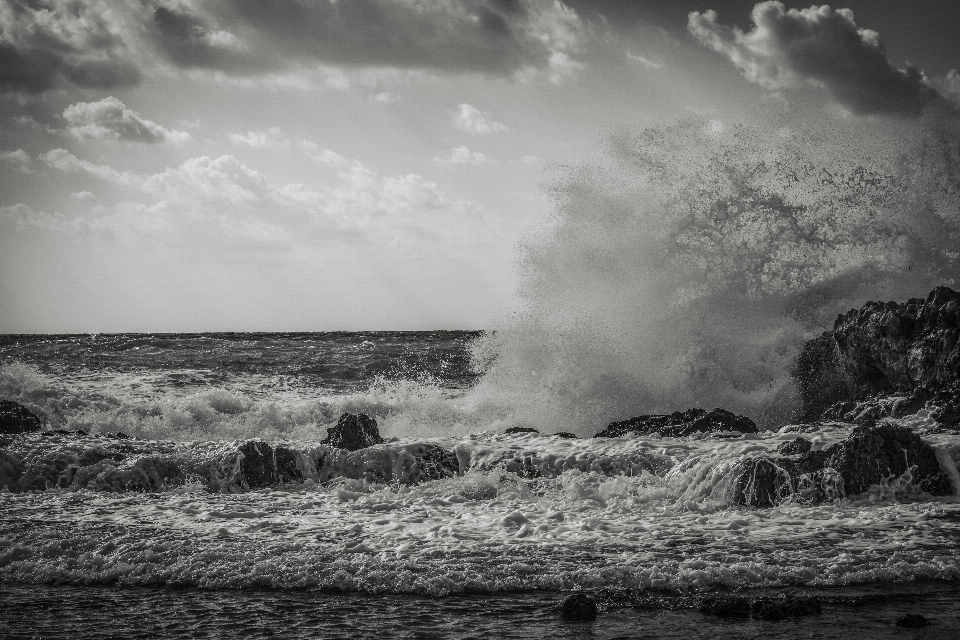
[469,107,960,434]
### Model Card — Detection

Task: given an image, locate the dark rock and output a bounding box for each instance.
[794,332,849,422]
[699,593,821,620]
[554,432,578,439]
[895,613,929,628]
[795,286,960,422]
[733,423,951,507]
[235,440,305,489]
[400,443,460,483]
[699,594,751,617]
[0,400,43,434]
[323,413,383,451]
[109,431,131,439]
[596,408,758,438]
[559,593,598,621]
[777,437,812,456]
[505,426,539,434]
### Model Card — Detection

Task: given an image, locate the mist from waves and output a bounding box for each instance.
[468,104,960,436]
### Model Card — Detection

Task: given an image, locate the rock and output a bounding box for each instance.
[559,593,598,621]
[733,423,951,507]
[795,286,960,422]
[895,613,929,628]
[554,432,578,439]
[777,437,812,456]
[235,440,305,489]
[323,413,383,451]
[505,426,539,434]
[319,442,460,485]
[0,400,43,434]
[595,408,758,438]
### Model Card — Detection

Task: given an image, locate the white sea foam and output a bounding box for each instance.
[469,108,960,435]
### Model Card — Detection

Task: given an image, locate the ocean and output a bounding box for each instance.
[4,113,960,637]
[2,331,960,638]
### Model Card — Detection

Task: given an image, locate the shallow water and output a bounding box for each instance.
[3,581,960,639]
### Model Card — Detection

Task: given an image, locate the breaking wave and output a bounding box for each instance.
[470,105,960,434]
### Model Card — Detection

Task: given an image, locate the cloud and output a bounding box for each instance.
[299,142,350,168]
[627,52,663,70]
[34,148,488,249]
[40,148,141,187]
[63,97,192,143]
[1,149,31,173]
[70,191,95,200]
[454,104,508,134]
[688,2,935,117]
[0,0,142,94]
[433,145,491,166]
[370,92,399,104]
[229,127,289,149]
[149,0,586,81]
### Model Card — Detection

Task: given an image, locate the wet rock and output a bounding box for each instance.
[895,613,929,628]
[321,442,460,485]
[733,423,951,506]
[553,432,578,439]
[595,408,758,438]
[505,426,539,434]
[235,440,305,489]
[0,450,25,491]
[777,437,812,456]
[0,400,43,434]
[323,413,383,451]
[795,286,960,422]
[559,593,598,621]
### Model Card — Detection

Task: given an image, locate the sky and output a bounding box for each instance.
[1,0,959,333]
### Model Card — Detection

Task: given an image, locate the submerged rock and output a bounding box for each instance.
[895,613,929,628]
[795,286,960,421]
[699,593,821,620]
[595,408,758,439]
[559,593,598,621]
[0,400,43,434]
[733,423,951,507]
[323,413,384,451]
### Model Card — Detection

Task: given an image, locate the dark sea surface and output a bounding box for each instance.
[2,332,960,638]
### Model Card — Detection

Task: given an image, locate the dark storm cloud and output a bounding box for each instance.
[689,1,936,117]
[150,0,585,77]
[0,0,141,94]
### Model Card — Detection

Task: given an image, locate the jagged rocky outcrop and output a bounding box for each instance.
[322,413,384,451]
[595,408,758,438]
[796,286,960,422]
[0,400,43,434]
[733,423,951,507]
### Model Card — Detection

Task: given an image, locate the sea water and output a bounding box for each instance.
[3,108,960,636]
[2,332,960,637]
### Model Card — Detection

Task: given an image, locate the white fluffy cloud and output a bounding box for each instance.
[454,104,508,134]
[228,127,289,149]
[35,147,489,249]
[688,2,934,117]
[1,149,31,173]
[433,145,490,165]
[63,97,192,143]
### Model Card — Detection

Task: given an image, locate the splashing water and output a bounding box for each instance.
[470,106,960,434]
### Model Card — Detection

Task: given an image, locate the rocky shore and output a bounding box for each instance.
[1,286,959,506]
